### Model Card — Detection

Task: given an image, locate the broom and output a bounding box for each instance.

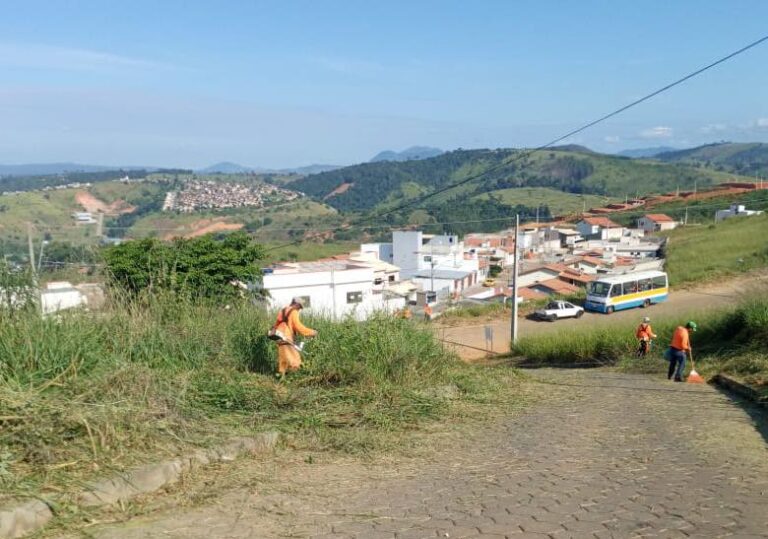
[687,349,705,384]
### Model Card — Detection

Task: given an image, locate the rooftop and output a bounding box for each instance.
[270,260,369,274]
[581,216,622,228]
[644,213,675,223]
[530,279,581,295]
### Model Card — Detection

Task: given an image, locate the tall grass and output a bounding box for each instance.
[512,292,768,393]
[0,292,501,499]
[664,213,768,286]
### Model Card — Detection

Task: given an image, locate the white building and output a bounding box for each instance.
[576,217,624,240]
[637,214,678,232]
[72,212,96,224]
[390,231,481,293]
[40,282,88,315]
[715,204,764,222]
[262,260,405,321]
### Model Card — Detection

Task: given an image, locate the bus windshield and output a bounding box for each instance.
[588,281,612,297]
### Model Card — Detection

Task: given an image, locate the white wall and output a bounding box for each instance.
[393,231,422,277]
[264,266,402,321]
[517,269,560,288]
[40,289,87,315]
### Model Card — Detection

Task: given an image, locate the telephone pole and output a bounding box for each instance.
[97,212,104,240]
[511,214,520,347]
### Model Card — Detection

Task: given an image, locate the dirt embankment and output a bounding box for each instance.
[162,219,244,240]
[324,182,353,200]
[76,191,136,215]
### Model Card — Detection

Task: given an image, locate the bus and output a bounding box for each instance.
[585,270,669,314]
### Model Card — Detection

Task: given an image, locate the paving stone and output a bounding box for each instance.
[61,370,768,539]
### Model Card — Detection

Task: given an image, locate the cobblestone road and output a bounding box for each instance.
[73,371,768,539]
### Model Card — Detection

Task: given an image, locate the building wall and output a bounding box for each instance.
[264,267,402,321]
[392,231,422,277]
[517,269,561,288]
[600,227,624,241]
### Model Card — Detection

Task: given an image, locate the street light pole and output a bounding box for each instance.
[511,214,520,347]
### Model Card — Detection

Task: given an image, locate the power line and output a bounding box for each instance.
[359,33,768,224]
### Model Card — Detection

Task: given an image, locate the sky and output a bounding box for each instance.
[1,0,768,169]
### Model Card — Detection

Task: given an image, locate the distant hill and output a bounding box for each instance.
[197,162,254,174]
[618,146,678,159]
[370,146,444,163]
[0,163,153,177]
[652,142,768,176]
[289,147,743,217]
[197,162,341,175]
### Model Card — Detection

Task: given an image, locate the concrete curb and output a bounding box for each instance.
[0,432,279,539]
[712,374,767,407]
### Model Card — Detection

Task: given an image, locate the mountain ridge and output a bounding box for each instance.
[370,146,443,162]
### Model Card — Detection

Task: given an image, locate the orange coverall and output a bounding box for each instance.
[635,323,657,341]
[274,307,316,374]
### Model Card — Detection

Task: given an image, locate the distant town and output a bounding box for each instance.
[162,180,301,212]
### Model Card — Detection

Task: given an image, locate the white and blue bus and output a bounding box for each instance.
[585,270,669,314]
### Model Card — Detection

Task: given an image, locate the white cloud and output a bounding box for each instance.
[639,126,673,139]
[756,118,768,128]
[0,42,180,72]
[603,135,620,143]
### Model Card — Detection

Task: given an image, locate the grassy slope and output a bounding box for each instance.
[292,148,750,214]
[664,213,768,286]
[474,187,611,215]
[0,297,524,502]
[654,142,768,175]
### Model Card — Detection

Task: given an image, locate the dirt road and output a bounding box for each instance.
[438,274,761,360]
[59,370,768,538]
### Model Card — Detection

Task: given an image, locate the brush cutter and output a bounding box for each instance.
[687,350,705,384]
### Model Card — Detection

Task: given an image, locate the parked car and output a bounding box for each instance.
[482,278,496,287]
[533,300,584,321]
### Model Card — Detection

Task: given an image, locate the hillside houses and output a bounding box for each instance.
[259,209,673,320]
[165,180,300,212]
[715,203,764,222]
[637,214,677,232]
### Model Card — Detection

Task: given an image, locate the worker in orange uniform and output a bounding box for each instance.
[424,303,433,321]
[272,297,317,377]
[635,316,657,358]
[667,321,697,382]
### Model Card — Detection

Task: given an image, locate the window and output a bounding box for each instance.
[638,279,652,291]
[610,284,623,297]
[388,275,395,282]
[625,281,639,294]
[346,291,363,304]
[374,277,383,285]
[588,281,611,297]
[652,275,667,289]
[423,256,432,263]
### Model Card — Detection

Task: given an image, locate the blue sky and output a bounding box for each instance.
[1,0,768,168]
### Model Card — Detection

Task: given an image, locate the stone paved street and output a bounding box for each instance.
[69,370,768,539]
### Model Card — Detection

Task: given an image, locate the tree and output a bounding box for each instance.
[103,232,264,299]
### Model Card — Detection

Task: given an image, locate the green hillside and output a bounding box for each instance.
[473,187,611,217]
[290,147,743,214]
[653,142,768,176]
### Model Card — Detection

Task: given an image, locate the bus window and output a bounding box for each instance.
[610,284,623,297]
[625,281,639,294]
[652,275,667,289]
[639,278,652,291]
[588,281,611,297]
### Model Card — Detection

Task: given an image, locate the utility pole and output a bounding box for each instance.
[27,222,36,277]
[693,181,697,198]
[96,212,104,240]
[535,205,540,224]
[684,207,689,226]
[511,214,520,347]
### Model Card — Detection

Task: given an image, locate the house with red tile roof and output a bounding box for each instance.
[576,217,624,241]
[637,213,678,232]
[528,278,581,296]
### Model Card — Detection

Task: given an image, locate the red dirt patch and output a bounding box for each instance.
[76,191,136,215]
[324,182,353,200]
[162,218,244,240]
